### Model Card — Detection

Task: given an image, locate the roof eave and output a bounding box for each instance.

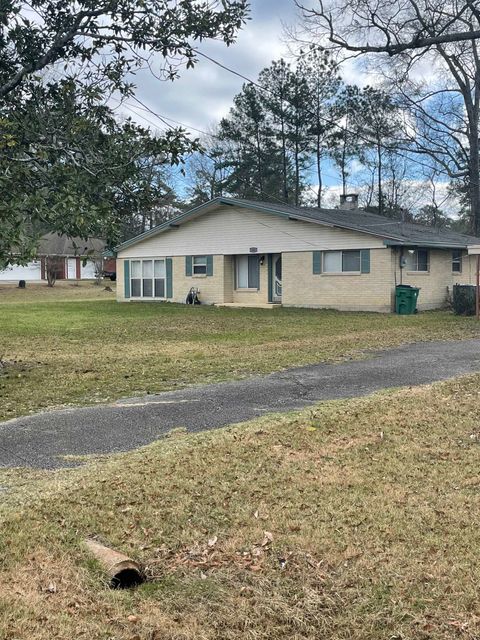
[384,239,472,249]
[114,198,227,253]
[114,196,478,254]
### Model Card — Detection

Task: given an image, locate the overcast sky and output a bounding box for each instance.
[121,0,297,135]
[114,0,452,209]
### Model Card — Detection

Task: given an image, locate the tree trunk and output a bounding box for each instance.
[377,140,383,216]
[256,128,263,195]
[341,122,348,195]
[280,96,289,202]
[295,130,300,206]
[316,136,322,208]
[470,153,480,236]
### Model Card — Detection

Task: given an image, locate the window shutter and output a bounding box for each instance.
[313,251,322,274]
[206,255,213,277]
[267,255,273,302]
[185,255,192,276]
[166,258,173,298]
[248,255,260,289]
[360,249,370,274]
[124,260,130,299]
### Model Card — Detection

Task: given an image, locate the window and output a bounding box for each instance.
[193,255,207,275]
[131,258,166,298]
[405,248,429,272]
[236,255,260,289]
[131,260,141,297]
[142,260,153,297]
[323,250,361,273]
[452,249,462,273]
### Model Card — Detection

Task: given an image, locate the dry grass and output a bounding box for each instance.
[1,284,479,421]
[0,280,116,304]
[1,376,480,639]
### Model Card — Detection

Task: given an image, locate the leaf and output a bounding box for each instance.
[207,535,218,547]
[261,531,273,546]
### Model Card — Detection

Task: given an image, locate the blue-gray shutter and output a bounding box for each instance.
[185,255,192,276]
[360,249,370,274]
[124,260,130,298]
[206,255,213,277]
[267,254,273,302]
[248,255,260,289]
[313,251,322,274]
[166,258,173,298]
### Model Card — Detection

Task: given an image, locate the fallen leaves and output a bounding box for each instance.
[207,535,218,548]
[45,582,57,594]
[146,532,278,577]
[261,531,273,547]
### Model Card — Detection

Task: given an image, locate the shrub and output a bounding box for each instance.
[452,284,476,315]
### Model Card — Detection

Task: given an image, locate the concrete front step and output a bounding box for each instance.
[215,302,281,309]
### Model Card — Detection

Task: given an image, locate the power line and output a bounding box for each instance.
[120,97,317,206]
[192,47,467,184]
[122,94,368,193]
[122,97,442,219]
[114,53,459,214]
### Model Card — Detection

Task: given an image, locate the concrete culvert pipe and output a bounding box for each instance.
[84,539,144,589]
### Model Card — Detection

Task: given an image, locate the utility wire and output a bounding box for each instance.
[120,97,451,235]
[192,48,469,185]
[123,95,368,193]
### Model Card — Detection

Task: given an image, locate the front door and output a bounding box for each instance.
[272,254,282,303]
[67,258,77,279]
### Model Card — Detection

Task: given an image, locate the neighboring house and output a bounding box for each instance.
[114,196,480,312]
[0,233,106,282]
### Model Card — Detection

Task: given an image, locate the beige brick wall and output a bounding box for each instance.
[117,248,478,311]
[282,249,393,312]
[223,256,234,303]
[117,254,269,305]
[116,259,125,302]
[393,248,477,310]
[171,255,225,305]
[116,255,226,304]
[454,253,477,286]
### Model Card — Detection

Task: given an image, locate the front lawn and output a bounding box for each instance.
[1,282,479,421]
[1,376,480,639]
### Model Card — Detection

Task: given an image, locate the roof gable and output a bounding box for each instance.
[115,197,480,253]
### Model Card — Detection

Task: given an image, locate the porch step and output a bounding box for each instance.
[215,303,281,309]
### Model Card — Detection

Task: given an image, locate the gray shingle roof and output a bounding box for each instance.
[37,233,105,256]
[237,199,480,248]
[115,197,480,252]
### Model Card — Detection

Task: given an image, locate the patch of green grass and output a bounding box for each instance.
[1,376,480,639]
[1,284,479,420]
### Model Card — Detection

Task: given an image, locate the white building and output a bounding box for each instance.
[0,233,106,282]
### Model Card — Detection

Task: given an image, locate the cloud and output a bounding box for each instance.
[119,0,297,134]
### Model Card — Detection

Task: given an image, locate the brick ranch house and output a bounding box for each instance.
[0,233,112,282]
[114,197,480,312]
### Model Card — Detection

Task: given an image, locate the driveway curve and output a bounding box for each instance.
[2,338,480,469]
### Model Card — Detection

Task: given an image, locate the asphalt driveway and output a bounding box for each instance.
[2,338,480,469]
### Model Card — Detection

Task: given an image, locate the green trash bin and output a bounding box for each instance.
[395,284,420,315]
